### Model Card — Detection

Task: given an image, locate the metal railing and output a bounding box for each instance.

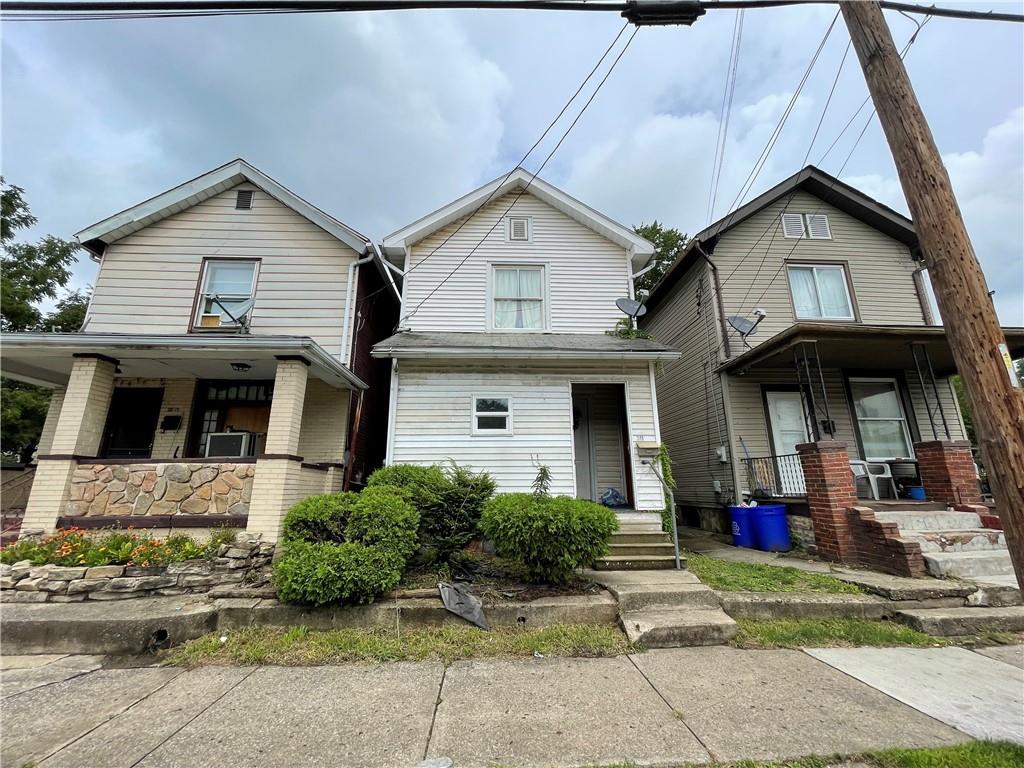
[743,453,806,497]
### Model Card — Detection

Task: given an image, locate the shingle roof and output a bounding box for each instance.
[372,331,679,359]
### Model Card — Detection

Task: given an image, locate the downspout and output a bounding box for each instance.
[912,265,937,325]
[342,249,375,368]
[695,242,732,359]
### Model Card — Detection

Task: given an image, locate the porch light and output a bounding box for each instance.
[230,362,252,373]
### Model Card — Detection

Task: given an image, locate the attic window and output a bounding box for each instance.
[781,212,832,240]
[508,217,530,242]
[235,190,255,210]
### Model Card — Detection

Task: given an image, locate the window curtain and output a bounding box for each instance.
[816,268,852,318]
[789,267,819,318]
[494,268,542,329]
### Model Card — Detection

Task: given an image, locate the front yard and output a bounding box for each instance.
[685,553,863,594]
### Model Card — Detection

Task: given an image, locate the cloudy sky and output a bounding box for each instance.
[3,3,1022,322]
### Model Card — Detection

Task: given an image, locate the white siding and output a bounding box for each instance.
[390,361,664,510]
[401,192,632,334]
[86,184,359,359]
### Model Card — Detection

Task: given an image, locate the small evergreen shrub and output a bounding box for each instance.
[273,486,418,606]
[367,462,496,561]
[479,493,618,583]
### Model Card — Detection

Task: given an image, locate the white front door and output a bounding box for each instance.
[766,391,809,495]
[573,396,595,501]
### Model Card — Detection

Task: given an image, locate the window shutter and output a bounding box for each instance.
[781,213,806,239]
[806,214,832,239]
[508,217,529,241]
[235,190,254,210]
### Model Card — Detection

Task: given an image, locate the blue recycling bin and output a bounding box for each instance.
[751,503,792,552]
[728,505,757,548]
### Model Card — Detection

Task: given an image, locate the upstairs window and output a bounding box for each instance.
[492,265,545,330]
[472,397,512,434]
[781,212,832,239]
[787,264,855,320]
[195,259,258,329]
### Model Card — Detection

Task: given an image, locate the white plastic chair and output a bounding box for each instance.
[849,460,898,500]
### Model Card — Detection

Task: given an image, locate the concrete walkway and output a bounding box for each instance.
[3,646,1020,768]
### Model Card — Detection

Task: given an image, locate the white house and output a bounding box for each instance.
[374,169,680,513]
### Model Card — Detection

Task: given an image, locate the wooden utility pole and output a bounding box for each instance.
[840,1,1024,589]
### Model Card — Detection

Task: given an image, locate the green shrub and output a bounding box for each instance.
[280,492,358,544]
[367,462,496,561]
[479,493,618,583]
[273,487,419,606]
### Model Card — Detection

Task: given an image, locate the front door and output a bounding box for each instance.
[573,395,595,501]
[101,388,164,458]
[765,390,809,495]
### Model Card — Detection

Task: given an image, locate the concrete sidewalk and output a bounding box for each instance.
[2,646,1020,768]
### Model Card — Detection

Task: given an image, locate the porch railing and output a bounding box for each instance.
[743,453,806,498]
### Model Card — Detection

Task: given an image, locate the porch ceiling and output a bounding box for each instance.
[0,333,367,390]
[718,323,1024,377]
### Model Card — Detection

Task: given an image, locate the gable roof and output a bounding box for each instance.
[76,158,372,256]
[381,168,655,270]
[645,165,918,313]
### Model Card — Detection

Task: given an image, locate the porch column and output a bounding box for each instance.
[247,357,310,542]
[36,386,66,456]
[797,440,857,563]
[914,439,982,506]
[22,355,116,534]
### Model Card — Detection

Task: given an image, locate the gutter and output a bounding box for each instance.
[342,250,376,368]
[695,242,732,359]
[371,347,681,361]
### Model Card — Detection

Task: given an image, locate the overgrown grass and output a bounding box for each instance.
[163,624,635,667]
[732,618,945,649]
[686,553,863,594]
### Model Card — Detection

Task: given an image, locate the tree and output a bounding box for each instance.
[633,222,687,294]
[1,179,88,463]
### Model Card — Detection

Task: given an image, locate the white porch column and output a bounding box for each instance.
[247,357,310,542]
[22,355,116,533]
[36,386,66,456]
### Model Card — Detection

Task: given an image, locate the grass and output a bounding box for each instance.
[686,552,863,594]
[732,618,946,649]
[162,624,635,667]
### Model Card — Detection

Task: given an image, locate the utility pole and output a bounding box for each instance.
[840,0,1024,589]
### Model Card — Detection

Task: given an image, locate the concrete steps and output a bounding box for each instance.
[594,519,678,570]
[923,550,1015,579]
[608,543,679,558]
[621,608,737,648]
[894,605,1024,636]
[873,510,983,531]
[899,529,1006,553]
[592,555,678,571]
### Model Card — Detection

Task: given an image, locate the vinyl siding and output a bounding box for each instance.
[401,192,632,334]
[86,184,358,359]
[390,360,664,510]
[642,260,735,509]
[711,190,926,352]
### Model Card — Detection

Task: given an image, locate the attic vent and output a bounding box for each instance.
[235,190,255,210]
[781,213,806,239]
[508,217,530,241]
[806,213,832,239]
[781,212,833,240]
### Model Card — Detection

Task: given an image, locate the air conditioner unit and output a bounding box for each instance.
[206,432,253,458]
[199,313,222,328]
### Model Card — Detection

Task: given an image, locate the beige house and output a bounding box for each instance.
[2,159,399,542]
[641,166,1024,570]
[375,169,679,516]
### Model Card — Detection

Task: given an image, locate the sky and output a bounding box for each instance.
[2,3,1023,323]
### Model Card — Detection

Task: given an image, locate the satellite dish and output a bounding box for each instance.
[616,297,648,319]
[728,315,757,336]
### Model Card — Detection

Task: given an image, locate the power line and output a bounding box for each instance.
[705,8,743,226]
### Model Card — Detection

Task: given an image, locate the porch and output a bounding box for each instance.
[0,333,366,541]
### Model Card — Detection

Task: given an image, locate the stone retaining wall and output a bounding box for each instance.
[0,534,273,603]
[67,462,255,518]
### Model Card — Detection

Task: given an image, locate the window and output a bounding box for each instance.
[472,397,512,434]
[491,265,545,330]
[507,216,530,241]
[195,259,258,328]
[849,378,913,460]
[781,212,832,239]
[787,264,855,320]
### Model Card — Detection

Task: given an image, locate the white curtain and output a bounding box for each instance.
[493,268,542,329]
[789,267,819,318]
[816,267,852,318]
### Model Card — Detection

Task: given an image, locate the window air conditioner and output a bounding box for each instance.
[206,432,253,458]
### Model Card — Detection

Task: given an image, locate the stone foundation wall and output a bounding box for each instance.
[787,515,816,551]
[67,462,255,518]
[0,533,273,603]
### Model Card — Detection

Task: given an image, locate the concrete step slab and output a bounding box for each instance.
[621,608,737,648]
[717,592,890,621]
[894,606,1024,636]
[873,510,982,531]
[899,529,1006,553]
[609,543,678,557]
[610,532,675,545]
[864,500,949,512]
[592,555,680,571]
[923,550,1015,579]
[607,583,721,612]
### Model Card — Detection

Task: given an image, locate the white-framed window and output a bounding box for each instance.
[491,264,546,331]
[507,216,531,242]
[787,264,855,320]
[781,212,832,240]
[849,378,914,461]
[472,396,512,435]
[194,259,259,328]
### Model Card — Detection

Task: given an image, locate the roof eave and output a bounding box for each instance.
[371,346,680,361]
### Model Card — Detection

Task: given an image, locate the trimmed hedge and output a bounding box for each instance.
[479,493,618,583]
[367,462,496,561]
[274,486,418,606]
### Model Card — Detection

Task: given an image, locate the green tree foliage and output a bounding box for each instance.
[632,221,688,294]
[1,179,90,463]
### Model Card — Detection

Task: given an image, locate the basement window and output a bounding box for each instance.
[472,397,512,435]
